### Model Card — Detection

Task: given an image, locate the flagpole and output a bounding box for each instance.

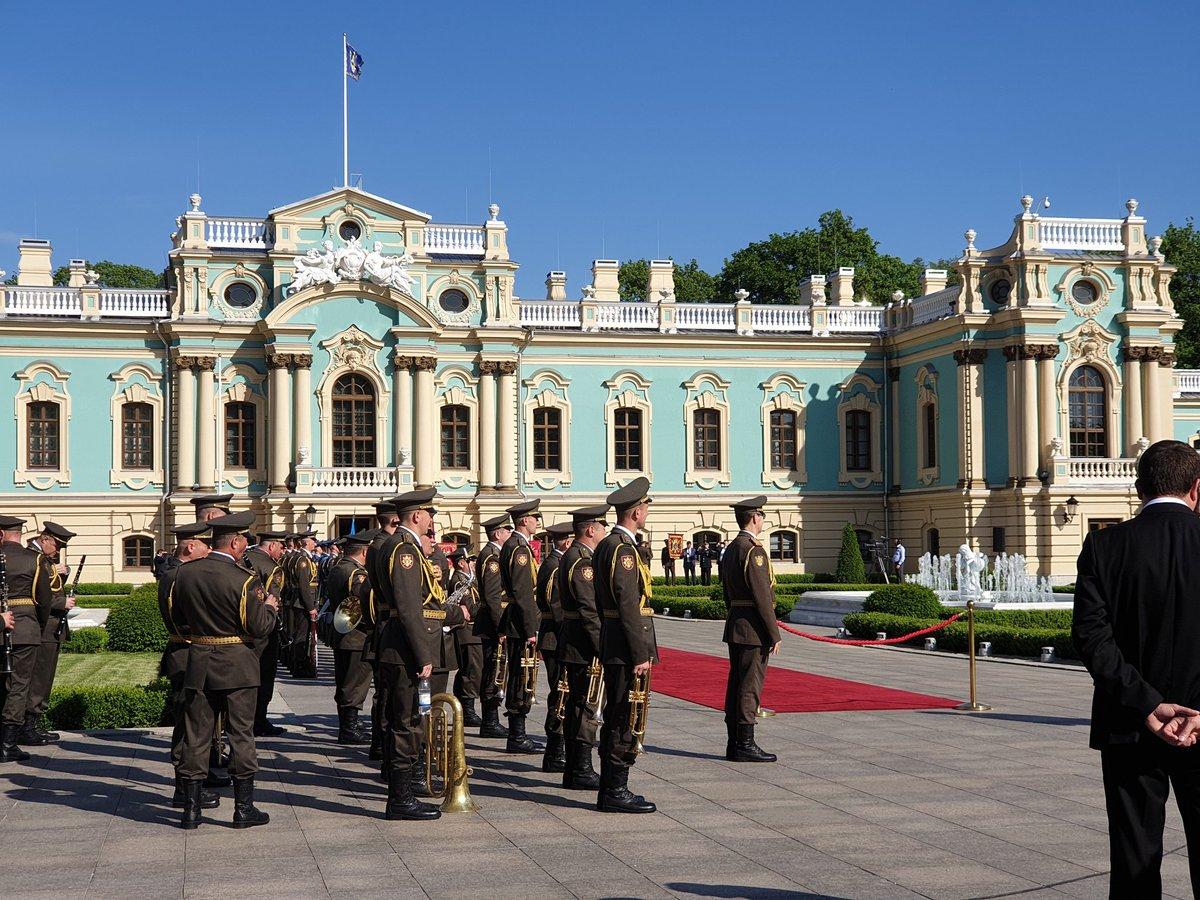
[342,32,349,187]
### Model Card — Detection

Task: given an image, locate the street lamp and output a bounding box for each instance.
[1064,496,1079,524]
[304,504,317,528]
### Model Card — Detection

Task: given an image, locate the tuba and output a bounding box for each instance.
[520,641,540,704]
[628,666,652,757]
[584,657,604,726]
[424,692,478,812]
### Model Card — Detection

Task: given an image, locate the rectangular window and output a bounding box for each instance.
[923,403,937,469]
[123,536,154,568]
[1088,518,1121,532]
[28,401,60,469]
[224,401,257,468]
[769,530,797,562]
[769,409,797,470]
[692,408,721,470]
[439,405,470,469]
[532,407,562,471]
[845,410,871,472]
[614,408,643,471]
[992,526,1006,553]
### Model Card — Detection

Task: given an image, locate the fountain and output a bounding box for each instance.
[908,545,1058,605]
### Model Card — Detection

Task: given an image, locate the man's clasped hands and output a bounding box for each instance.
[1147,703,1200,748]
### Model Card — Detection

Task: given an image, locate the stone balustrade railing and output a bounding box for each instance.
[1055,456,1138,485]
[3,287,83,317]
[425,224,485,255]
[206,217,273,250]
[98,289,171,318]
[1175,370,1200,395]
[1038,217,1124,252]
[909,292,957,327]
[825,306,884,333]
[304,466,403,494]
[1,286,170,319]
[519,301,582,328]
[516,299,881,335]
[676,303,736,331]
[751,304,810,332]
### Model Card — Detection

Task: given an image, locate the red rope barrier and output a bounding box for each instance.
[778,613,964,646]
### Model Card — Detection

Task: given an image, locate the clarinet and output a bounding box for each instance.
[55,554,86,640]
[0,554,12,676]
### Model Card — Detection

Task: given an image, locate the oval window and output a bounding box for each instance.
[223,282,257,308]
[1072,280,1098,304]
[989,279,1011,304]
[439,289,469,314]
[338,220,362,242]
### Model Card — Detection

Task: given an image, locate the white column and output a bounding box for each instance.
[196,358,216,490]
[176,358,197,490]
[1144,356,1163,443]
[268,354,293,490]
[413,356,436,487]
[1020,350,1039,482]
[393,355,413,466]
[479,361,498,490]
[292,355,312,465]
[1036,346,1057,471]
[1124,348,1143,453]
[498,361,518,489]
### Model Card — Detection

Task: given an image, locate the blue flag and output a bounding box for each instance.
[345,43,364,80]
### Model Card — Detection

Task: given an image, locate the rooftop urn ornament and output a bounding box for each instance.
[964,228,976,251]
[892,290,904,303]
[488,203,500,221]
[1126,198,1139,216]
[734,288,749,303]
[189,193,202,212]
[582,285,596,299]
[1151,235,1164,258]
[1136,436,1151,457]
[1020,195,1033,213]
[84,269,100,286]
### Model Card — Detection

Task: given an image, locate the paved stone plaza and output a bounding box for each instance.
[0,618,1192,899]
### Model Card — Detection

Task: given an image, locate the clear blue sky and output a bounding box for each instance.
[3,1,1198,297]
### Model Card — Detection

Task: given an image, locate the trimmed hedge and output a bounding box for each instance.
[863,584,943,619]
[835,524,867,584]
[63,627,108,654]
[653,584,727,597]
[105,597,168,652]
[797,583,878,593]
[843,611,1076,660]
[74,595,131,609]
[1052,585,1076,594]
[648,595,728,619]
[128,583,159,603]
[74,582,134,596]
[46,679,169,729]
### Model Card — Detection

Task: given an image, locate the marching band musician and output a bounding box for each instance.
[24,521,77,746]
[243,530,288,737]
[326,534,374,745]
[499,499,544,754]
[364,500,399,762]
[0,515,54,763]
[448,547,483,727]
[474,514,514,740]
[720,496,780,763]
[283,530,320,677]
[537,521,574,773]
[592,478,658,813]
[555,504,609,790]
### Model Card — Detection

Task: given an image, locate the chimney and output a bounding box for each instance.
[920,268,948,296]
[17,239,53,287]
[798,274,826,306]
[829,267,855,306]
[591,259,620,302]
[67,259,89,288]
[545,271,567,301]
[646,259,675,302]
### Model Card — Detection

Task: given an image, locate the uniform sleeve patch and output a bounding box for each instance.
[516,552,529,566]
[620,555,635,571]
[399,555,415,570]
[254,586,265,600]
[488,560,500,574]
[753,552,766,567]
[581,566,594,581]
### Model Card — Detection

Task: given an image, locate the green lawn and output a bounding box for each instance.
[54,652,161,687]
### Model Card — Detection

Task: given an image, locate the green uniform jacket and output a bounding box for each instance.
[556,543,601,665]
[472,542,506,641]
[500,533,539,642]
[0,541,53,647]
[373,528,433,671]
[37,554,70,642]
[593,528,657,666]
[157,560,190,679]
[536,548,565,653]
[327,556,373,652]
[720,531,781,647]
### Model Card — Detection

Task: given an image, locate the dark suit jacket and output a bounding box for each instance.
[1072,501,1200,749]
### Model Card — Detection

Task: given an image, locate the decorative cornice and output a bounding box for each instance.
[953,348,988,366]
[412,356,437,372]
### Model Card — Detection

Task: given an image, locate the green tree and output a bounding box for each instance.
[617,258,716,303]
[834,523,867,584]
[618,259,650,302]
[1161,219,1200,367]
[51,260,165,289]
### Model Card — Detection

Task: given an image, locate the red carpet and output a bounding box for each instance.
[653,646,960,713]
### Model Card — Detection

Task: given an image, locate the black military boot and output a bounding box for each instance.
[505,714,538,754]
[172,774,219,809]
[597,764,656,814]
[541,732,567,772]
[337,708,369,745]
[204,765,232,788]
[28,713,59,743]
[411,748,432,797]
[0,724,31,762]
[254,719,286,737]
[459,698,482,728]
[724,720,738,761]
[231,776,270,829]
[180,778,204,830]
[479,701,507,739]
[563,740,600,790]
[385,766,440,821]
[731,724,776,762]
[16,715,48,747]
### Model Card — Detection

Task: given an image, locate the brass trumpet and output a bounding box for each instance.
[628,667,652,757]
[584,657,604,726]
[520,642,539,704]
[494,640,508,700]
[423,692,478,812]
[552,667,570,722]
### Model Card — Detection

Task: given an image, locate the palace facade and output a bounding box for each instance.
[1,187,1195,581]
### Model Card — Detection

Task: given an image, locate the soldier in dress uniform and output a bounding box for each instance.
[283,530,319,676]
[326,533,374,745]
[0,515,54,763]
[369,488,444,821]
[449,547,483,727]
[555,504,608,790]
[592,478,657,813]
[499,499,544,754]
[364,500,399,761]
[537,521,574,773]
[191,493,233,523]
[720,496,780,763]
[170,511,279,829]
[474,514,514,739]
[243,531,288,737]
[22,521,77,745]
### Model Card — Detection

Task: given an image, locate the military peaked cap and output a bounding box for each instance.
[606,477,652,511]
[355,528,382,542]
[341,533,372,548]
[390,488,439,514]
[731,496,768,513]
[0,515,27,529]
[295,529,317,540]
[506,499,542,524]
[448,546,472,562]
[256,530,288,543]
[207,510,256,536]
[41,521,77,544]
[482,514,513,533]
[373,500,397,515]
[546,522,575,540]
[190,493,233,513]
[569,504,609,528]
[171,522,211,538]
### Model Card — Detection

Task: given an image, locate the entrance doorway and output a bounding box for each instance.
[332,515,373,538]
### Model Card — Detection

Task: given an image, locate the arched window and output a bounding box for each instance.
[693,529,721,550]
[614,407,643,471]
[440,404,470,469]
[27,400,61,470]
[1068,365,1107,458]
[224,401,257,468]
[120,401,154,470]
[692,408,721,470]
[845,410,871,472]
[922,403,937,469]
[123,535,154,569]
[331,373,376,467]
[532,407,562,471]
[927,527,941,557]
[769,409,797,471]
[769,530,798,563]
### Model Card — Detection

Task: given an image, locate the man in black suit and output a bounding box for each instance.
[1073,439,1200,896]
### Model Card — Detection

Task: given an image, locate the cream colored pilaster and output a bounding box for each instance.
[393,355,413,466]
[175,357,197,489]
[195,357,217,490]
[292,354,312,465]
[888,368,901,489]
[1124,347,1144,452]
[1020,349,1039,482]
[479,361,498,490]
[497,361,518,489]
[268,354,293,490]
[1033,345,1058,471]
[413,356,436,487]
[954,348,987,486]
[1158,352,1176,445]
[1143,353,1163,443]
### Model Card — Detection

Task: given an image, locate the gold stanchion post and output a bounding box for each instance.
[954,598,991,712]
